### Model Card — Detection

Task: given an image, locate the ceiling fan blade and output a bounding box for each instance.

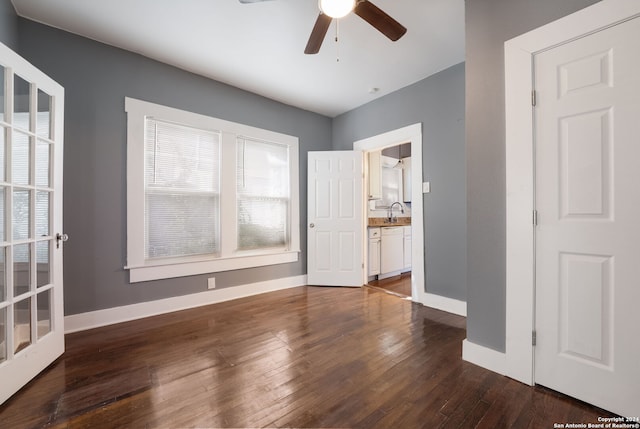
[304,13,332,55]
[354,0,407,41]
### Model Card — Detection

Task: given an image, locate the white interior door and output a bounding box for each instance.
[0,42,65,405]
[307,151,363,286]
[534,17,640,417]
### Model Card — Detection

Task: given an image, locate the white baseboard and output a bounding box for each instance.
[378,270,404,280]
[424,292,467,317]
[462,339,507,376]
[64,275,307,334]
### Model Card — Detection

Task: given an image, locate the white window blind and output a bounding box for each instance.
[144,118,220,259]
[236,138,289,251]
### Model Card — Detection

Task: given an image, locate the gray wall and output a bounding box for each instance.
[333,63,467,302]
[0,0,18,49]
[17,18,332,316]
[465,0,601,352]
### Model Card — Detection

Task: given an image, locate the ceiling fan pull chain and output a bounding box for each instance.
[335,19,340,62]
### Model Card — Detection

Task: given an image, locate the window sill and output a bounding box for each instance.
[126,250,300,283]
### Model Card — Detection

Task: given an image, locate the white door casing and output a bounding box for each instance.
[0,42,65,405]
[533,16,640,417]
[307,151,364,287]
[354,123,425,304]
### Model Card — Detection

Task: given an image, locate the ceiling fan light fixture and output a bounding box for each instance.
[319,0,355,19]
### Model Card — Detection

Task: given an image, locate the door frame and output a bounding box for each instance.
[505,0,640,385]
[354,123,426,305]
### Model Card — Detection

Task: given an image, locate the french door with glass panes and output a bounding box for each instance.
[0,42,65,405]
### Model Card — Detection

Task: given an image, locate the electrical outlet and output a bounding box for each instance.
[422,182,431,193]
[207,277,216,289]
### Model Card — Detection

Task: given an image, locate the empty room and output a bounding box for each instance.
[0,0,638,427]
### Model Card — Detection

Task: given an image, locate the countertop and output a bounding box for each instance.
[368,217,411,227]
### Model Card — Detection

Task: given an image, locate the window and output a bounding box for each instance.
[374,155,403,209]
[125,98,300,283]
[145,119,221,260]
[236,138,290,251]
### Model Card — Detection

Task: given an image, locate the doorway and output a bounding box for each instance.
[364,142,412,298]
[353,123,426,305]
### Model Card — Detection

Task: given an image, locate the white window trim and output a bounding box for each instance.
[125,97,300,283]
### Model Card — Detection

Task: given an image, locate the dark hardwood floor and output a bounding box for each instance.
[368,272,412,298]
[0,285,614,428]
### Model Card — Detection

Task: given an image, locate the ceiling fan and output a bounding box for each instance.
[239,0,407,54]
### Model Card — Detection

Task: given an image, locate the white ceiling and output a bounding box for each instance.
[11,0,465,117]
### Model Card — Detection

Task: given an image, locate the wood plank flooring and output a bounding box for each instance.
[0,285,615,428]
[368,272,412,297]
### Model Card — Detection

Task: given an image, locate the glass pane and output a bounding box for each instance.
[12,131,30,186]
[37,289,51,339]
[36,89,52,139]
[13,189,31,240]
[14,297,31,354]
[0,306,6,364]
[0,126,5,181]
[0,65,5,123]
[13,243,30,297]
[13,74,31,131]
[376,167,402,208]
[36,241,49,288]
[36,141,50,187]
[144,119,220,191]
[36,191,49,237]
[238,198,287,250]
[145,192,219,259]
[0,247,5,302]
[236,139,289,197]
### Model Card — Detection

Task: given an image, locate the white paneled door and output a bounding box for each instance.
[307,151,363,287]
[534,17,640,417]
[0,42,65,405]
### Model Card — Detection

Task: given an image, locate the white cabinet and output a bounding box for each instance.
[368,228,381,276]
[368,151,382,200]
[403,226,412,271]
[402,157,411,202]
[374,226,411,278]
[381,227,404,274]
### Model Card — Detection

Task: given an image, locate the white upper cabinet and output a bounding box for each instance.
[368,151,382,200]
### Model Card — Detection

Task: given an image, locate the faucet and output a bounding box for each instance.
[388,201,404,223]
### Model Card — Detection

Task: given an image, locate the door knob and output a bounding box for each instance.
[310,223,315,228]
[56,233,69,249]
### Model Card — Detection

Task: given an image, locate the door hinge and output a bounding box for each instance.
[362,263,365,269]
[533,210,538,226]
[532,330,537,346]
[531,90,537,106]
